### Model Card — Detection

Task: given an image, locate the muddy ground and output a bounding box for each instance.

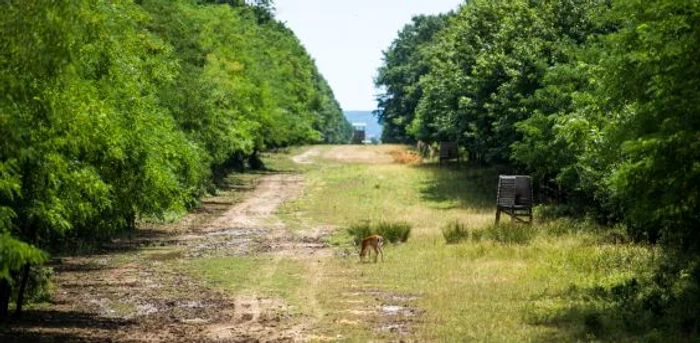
[0,147,420,342]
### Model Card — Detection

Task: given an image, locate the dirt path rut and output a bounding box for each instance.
[1,149,324,343]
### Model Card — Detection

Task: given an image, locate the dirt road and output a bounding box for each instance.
[1,149,329,342]
[1,146,420,342]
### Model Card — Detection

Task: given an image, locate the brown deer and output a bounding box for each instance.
[359,234,384,263]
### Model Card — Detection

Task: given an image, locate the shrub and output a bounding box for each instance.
[376,221,411,243]
[347,221,412,245]
[347,222,373,245]
[442,221,470,244]
[597,224,632,245]
[10,266,54,304]
[486,223,537,244]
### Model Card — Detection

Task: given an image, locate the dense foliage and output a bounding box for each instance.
[376,0,700,338]
[375,14,451,143]
[0,0,350,318]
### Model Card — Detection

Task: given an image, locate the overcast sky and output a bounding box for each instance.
[275,0,463,111]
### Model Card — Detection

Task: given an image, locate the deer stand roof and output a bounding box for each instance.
[495,175,533,224]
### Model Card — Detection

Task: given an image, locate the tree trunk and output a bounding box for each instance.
[0,278,11,320]
[14,263,31,318]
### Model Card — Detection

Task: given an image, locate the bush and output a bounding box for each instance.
[347,221,412,245]
[597,224,632,245]
[376,221,411,243]
[347,222,373,245]
[10,266,54,304]
[442,221,470,244]
[486,223,537,244]
[537,218,598,237]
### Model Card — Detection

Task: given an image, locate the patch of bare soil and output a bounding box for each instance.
[322,145,399,164]
[340,288,424,339]
[291,148,320,165]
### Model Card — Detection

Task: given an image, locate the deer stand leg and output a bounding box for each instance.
[495,208,501,224]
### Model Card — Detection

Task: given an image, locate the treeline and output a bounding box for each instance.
[0,0,350,317]
[376,0,699,337]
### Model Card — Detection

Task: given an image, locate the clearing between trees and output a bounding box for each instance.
[1,145,657,342]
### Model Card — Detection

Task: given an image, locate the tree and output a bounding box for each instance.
[0,0,205,317]
[379,0,700,334]
[375,14,451,143]
[0,0,349,318]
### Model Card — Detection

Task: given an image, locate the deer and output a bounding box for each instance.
[359,234,384,263]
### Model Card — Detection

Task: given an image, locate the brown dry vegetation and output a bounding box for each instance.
[389,149,422,164]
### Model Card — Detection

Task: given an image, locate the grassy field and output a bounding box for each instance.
[183,145,657,342]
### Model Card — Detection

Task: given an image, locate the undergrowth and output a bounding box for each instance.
[442,221,469,244]
[485,223,538,244]
[442,221,538,245]
[347,221,412,245]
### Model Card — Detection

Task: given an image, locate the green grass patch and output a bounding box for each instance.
[485,222,538,244]
[182,256,308,309]
[441,222,538,245]
[347,221,412,245]
[441,220,470,244]
[261,145,317,172]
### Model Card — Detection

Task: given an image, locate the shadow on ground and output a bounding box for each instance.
[51,228,175,258]
[415,163,504,210]
[0,310,137,343]
[527,281,700,343]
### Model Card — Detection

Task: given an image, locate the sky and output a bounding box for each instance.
[274,0,463,111]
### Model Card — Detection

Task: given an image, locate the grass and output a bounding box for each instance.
[182,256,309,311]
[484,222,539,244]
[442,220,470,244]
[273,146,657,341]
[347,221,412,244]
[276,152,496,237]
[260,146,311,172]
[176,145,658,341]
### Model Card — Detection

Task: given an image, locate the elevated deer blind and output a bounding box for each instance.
[439,142,459,165]
[496,175,533,224]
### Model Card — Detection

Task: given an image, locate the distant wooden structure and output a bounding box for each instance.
[495,175,533,224]
[351,123,366,144]
[439,142,459,165]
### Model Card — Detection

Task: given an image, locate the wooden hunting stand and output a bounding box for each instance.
[495,175,533,224]
[439,142,459,165]
[351,123,366,144]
